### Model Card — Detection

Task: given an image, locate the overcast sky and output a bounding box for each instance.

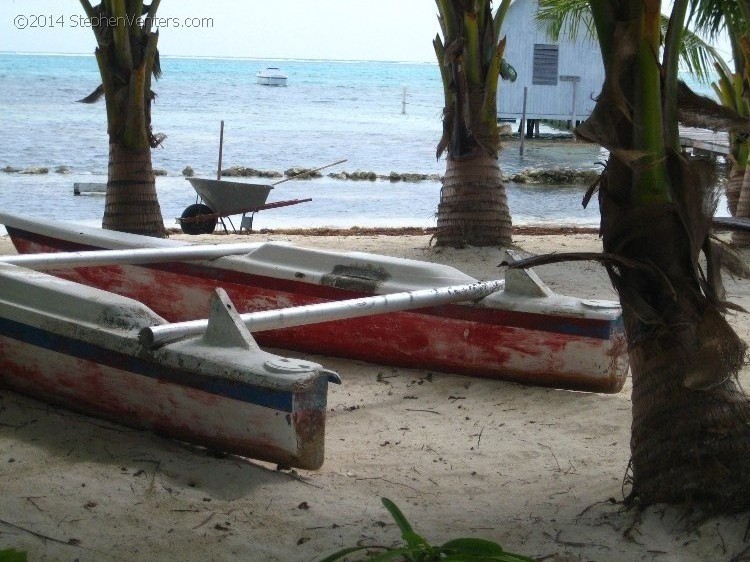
[0,1,441,62]
[0,1,732,64]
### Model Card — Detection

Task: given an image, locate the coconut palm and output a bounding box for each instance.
[692,1,750,245]
[79,0,166,237]
[539,1,750,247]
[527,0,750,511]
[711,62,747,220]
[433,0,515,247]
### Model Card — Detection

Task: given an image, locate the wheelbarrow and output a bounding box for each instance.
[179,177,311,235]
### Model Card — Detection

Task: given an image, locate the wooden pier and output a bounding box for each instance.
[678,129,742,232]
[713,216,750,232]
[679,127,730,158]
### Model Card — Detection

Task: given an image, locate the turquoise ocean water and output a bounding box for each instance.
[0,53,722,231]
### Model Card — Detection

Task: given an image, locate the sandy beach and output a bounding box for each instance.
[1,230,749,562]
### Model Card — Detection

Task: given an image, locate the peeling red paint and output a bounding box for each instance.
[0,336,324,468]
[9,233,629,393]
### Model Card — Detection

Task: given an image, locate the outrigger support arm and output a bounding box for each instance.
[139,279,506,348]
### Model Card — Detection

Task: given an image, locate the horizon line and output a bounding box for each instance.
[0,50,437,65]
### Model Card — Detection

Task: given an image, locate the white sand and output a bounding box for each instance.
[1,231,749,562]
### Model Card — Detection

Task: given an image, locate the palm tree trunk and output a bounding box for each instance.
[103,142,166,237]
[732,164,750,246]
[600,177,750,510]
[436,155,512,247]
[726,161,743,217]
[578,0,750,512]
[629,327,750,509]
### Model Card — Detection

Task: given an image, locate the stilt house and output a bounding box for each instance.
[497,0,604,129]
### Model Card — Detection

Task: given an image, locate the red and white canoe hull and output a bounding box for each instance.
[0,263,336,469]
[2,214,629,393]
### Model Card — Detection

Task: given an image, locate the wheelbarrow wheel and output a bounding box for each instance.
[180,204,217,235]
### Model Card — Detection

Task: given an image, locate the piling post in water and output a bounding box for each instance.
[217,120,224,180]
[520,87,527,156]
[402,86,407,114]
[560,75,581,140]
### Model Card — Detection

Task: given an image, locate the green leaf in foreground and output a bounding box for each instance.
[380,497,429,549]
[0,549,28,562]
[319,497,537,561]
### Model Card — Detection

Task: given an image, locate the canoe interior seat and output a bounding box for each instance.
[233,242,479,294]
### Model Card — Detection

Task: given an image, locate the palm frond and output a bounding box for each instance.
[689,0,743,40]
[152,49,162,79]
[680,24,728,83]
[677,80,750,133]
[537,0,726,84]
[77,84,105,103]
[500,58,517,81]
[535,0,595,42]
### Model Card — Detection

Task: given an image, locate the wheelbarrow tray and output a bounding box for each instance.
[187,178,273,214]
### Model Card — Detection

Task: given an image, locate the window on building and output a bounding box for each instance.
[532,44,559,86]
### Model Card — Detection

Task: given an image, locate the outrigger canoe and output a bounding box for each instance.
[0,213,629,393]
[0,261,339,469]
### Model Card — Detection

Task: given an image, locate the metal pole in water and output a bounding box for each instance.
[571,80,578,139]
[139,279,505,348]
[217,120,225,180]
[520,86,527,156]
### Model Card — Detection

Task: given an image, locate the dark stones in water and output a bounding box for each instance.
[4,165,77,175]
[222,166,439,182]
[387,172,441,182]
[222,166,283,178]
[328,170,378,181]
[284,167,322,179]
[328,170,441,182]
[210,164,599,185]
[507,168,599,185]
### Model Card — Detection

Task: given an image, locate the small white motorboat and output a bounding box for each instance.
[256,67,288,86]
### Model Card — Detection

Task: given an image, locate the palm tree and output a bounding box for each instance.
[711,62,747,221]
[540,1,750,247]
[532,0,750,511]
[692,0,750,245]
[79,0,166,237]
[433,0,514,247]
